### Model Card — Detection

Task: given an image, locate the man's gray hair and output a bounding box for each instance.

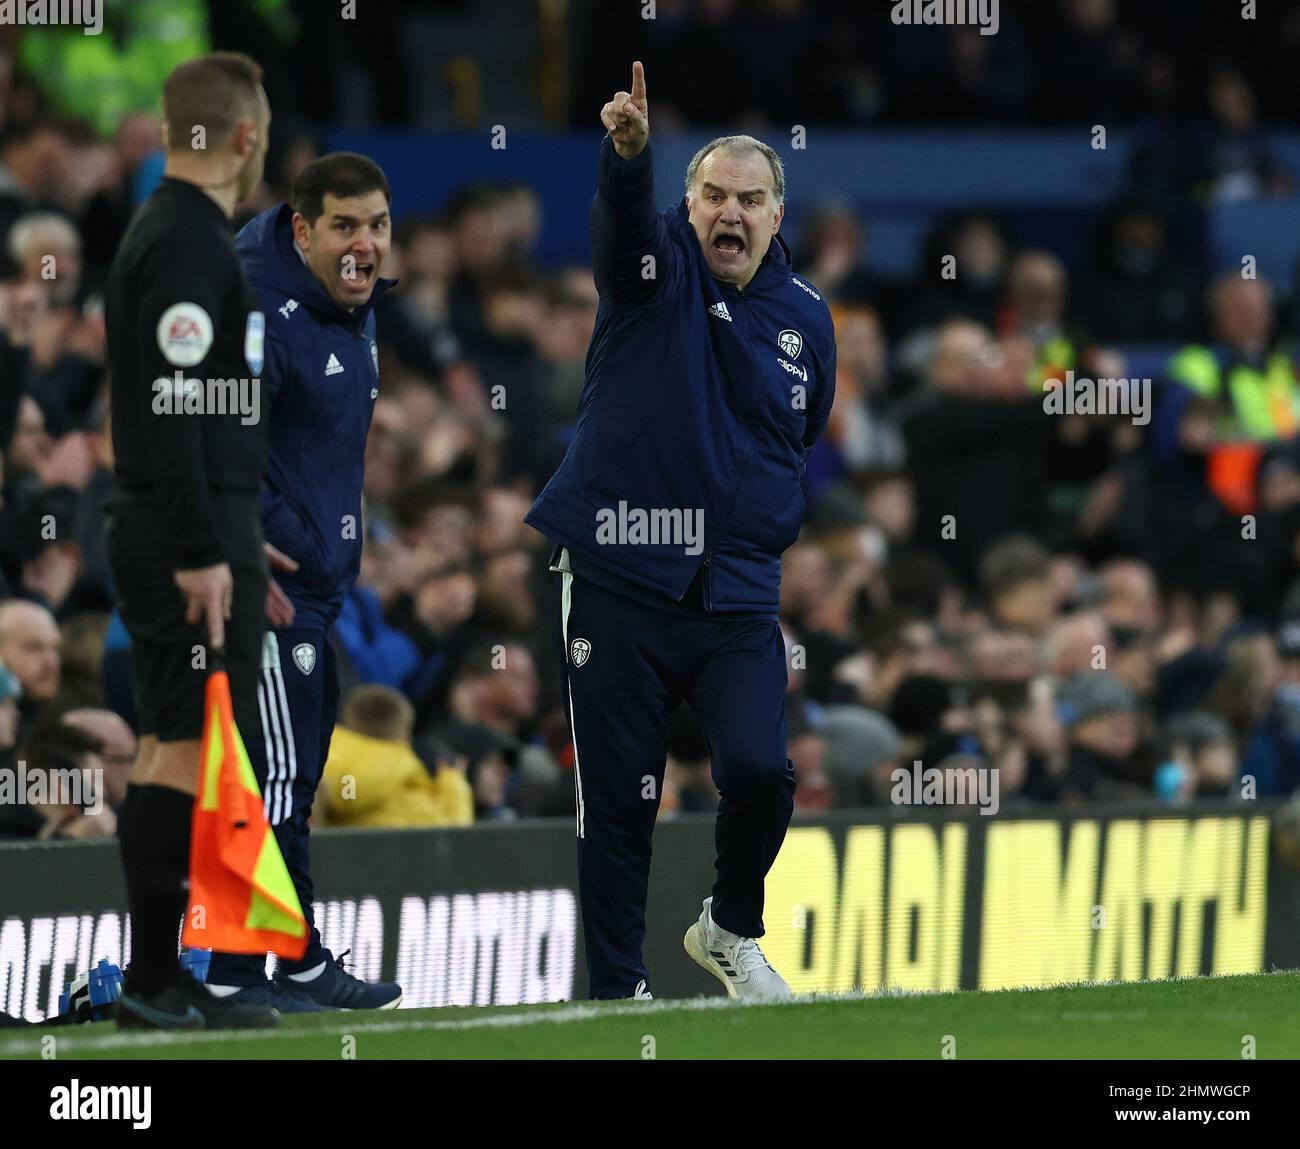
[684,135,785,205]
[7,211,80,265]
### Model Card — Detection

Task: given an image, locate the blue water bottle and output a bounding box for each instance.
[180,947,212,984]
[87,959,123,1013]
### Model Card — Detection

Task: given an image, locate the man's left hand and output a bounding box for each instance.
[265,542,299,627]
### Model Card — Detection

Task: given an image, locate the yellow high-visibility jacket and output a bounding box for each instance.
[319,726,473,829]
[1168,345,1300,439]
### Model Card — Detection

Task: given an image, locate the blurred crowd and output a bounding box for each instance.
[4,12,1300,843]
[5,1,1300,138]
[574,0,1300,139]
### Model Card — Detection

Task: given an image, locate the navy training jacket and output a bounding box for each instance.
[525,135,837,612]
[235,205,396,628]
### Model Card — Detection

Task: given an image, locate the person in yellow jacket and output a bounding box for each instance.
[1167,274,1300,440]
[319,685,473,828]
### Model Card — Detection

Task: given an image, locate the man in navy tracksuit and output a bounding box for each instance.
[205,154,402,1011]
[525,63,836,1000]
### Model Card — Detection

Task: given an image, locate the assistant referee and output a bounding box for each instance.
[106,53,281,1030]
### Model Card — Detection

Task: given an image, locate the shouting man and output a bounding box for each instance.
[526,62,836,1000]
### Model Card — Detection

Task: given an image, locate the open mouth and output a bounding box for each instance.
[713,234,745,257]
[345,261,375,287]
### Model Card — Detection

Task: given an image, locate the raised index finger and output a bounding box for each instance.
[630,60,646,105]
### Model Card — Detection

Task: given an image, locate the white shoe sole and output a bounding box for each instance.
[683,921,739,999]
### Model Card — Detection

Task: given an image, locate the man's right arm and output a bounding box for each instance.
[591,60,674,307]
[590,136,673,306]
[256,325,312,568]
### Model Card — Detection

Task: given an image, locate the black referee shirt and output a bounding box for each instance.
[105,177,267,569]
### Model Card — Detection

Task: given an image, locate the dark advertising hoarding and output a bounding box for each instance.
[3,803,1298,1021]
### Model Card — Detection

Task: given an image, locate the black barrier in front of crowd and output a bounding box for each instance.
[2,801,1299,1020]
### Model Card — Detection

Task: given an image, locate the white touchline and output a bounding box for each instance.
[0,994,873,1056]
[3,969,1274,1056]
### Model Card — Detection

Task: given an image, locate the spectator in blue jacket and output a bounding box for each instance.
[1241,621,1300,798]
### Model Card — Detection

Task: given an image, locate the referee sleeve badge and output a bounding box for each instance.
[156,302,213,367]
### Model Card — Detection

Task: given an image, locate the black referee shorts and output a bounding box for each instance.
[107,494,267,743]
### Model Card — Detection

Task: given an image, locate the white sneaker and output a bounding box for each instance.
[629,979,653,1000]
[683,897,792,1001]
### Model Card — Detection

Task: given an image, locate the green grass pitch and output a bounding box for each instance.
[2,972,1296,1060]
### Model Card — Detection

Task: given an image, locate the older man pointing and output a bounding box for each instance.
[526,61,836,1000]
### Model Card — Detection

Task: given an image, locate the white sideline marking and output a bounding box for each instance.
[3,971,1287,1056]
[0,994,833,1056]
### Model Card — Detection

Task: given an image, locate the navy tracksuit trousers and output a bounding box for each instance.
[558,568,795,999]
[207,626,339,985]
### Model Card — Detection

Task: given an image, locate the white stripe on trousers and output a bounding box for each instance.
[256,676,278,821]
[560,569,586,839]
[273,661,298,824]
[260,670,284,825]
[258,644,299,826]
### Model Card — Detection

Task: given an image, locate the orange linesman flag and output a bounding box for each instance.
[182,663,308,959]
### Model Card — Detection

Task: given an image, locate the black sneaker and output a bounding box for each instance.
[275,949,402,1010]
[215,979,326,1013]
[117,976,279,1031]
